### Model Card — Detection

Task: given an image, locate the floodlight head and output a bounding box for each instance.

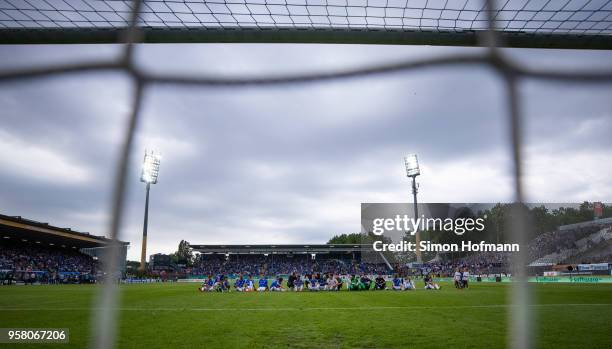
[404,154,420,177]
[140,150,161,184]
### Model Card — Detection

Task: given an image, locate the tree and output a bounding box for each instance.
[579,201,595,221]
[486,203,507,243]
[125,260,142,270]
[174,240,193,266]
[603,203,612,219]
[327,233,362,244]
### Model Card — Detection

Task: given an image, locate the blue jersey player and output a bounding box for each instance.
[205,276,215,291]
[234,276,245,292]
[293,275,304,291]
[257,277,268,292]
[270,277,284,292]
[392,275,403,290]
[245,275,255,292]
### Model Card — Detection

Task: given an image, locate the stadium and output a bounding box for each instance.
[2,205,612,347]
[0,214,128,284]
[1,0,612,348]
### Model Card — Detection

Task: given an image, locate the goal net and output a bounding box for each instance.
[0,1,611,349]
[1,0,611,47]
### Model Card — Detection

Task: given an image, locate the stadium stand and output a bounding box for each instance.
[189,243,508,279]
[418,252,511,277]
[528,222,612,266]
[0,213,129,285]
[188,219,612,280]
[561,227,612,264]
[189,244,391,278]
[0,241,99,284]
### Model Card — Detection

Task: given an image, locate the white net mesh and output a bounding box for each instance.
[1,0,611,47]
[0,0,609,33]
[0,1,611,349]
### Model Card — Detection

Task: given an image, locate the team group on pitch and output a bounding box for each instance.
[198,267,471,292]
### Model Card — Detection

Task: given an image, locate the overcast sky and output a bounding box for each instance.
[0,44,611,260]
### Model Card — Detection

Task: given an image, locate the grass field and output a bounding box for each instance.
[1,282,611,348]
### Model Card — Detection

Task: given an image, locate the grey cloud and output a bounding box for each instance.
[0,44,610,259]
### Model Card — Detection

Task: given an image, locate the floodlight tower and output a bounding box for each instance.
[139,150,161,271]
[404,154,422,263]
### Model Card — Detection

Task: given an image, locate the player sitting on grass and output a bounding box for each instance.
[374,274,386,290]
[199,277,212,292]
[270,277,284,291]
[218,276,231,292]
[348,275,360,291]
[303,274,311,290]
[244,275,255,292]
[210,274,224,292]
[360,274,371,290]
[319,273,328,290]
[212,274,223,290]
[392,274,403,290]
[293,275,304,291]
[335,275,344,291]
[307,274,319,291]
[204,275,215,291]
[287,272,296,290]
[403,277,415,290]
[327,274,338,291]
[424,274,441,290]
[257,276,269,292]
[234,275,245,292]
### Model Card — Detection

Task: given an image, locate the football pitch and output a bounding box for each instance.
[1,282,611,348]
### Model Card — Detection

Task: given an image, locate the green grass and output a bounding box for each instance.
[0,282,611,348]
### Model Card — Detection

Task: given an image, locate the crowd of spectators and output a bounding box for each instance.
[192,230,608,278]
[575,255,612,264]
[0,241,98,284]
[188,255,391,278]
[417,225,611,276]
[388,251,512,278]
[186,227,610,279]
[187,253,512,279]
[180,226,612,280]
[527,225,605,261]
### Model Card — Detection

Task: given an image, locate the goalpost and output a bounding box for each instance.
[0,1,611,349]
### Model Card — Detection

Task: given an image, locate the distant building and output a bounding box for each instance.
[150,253,172,270]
